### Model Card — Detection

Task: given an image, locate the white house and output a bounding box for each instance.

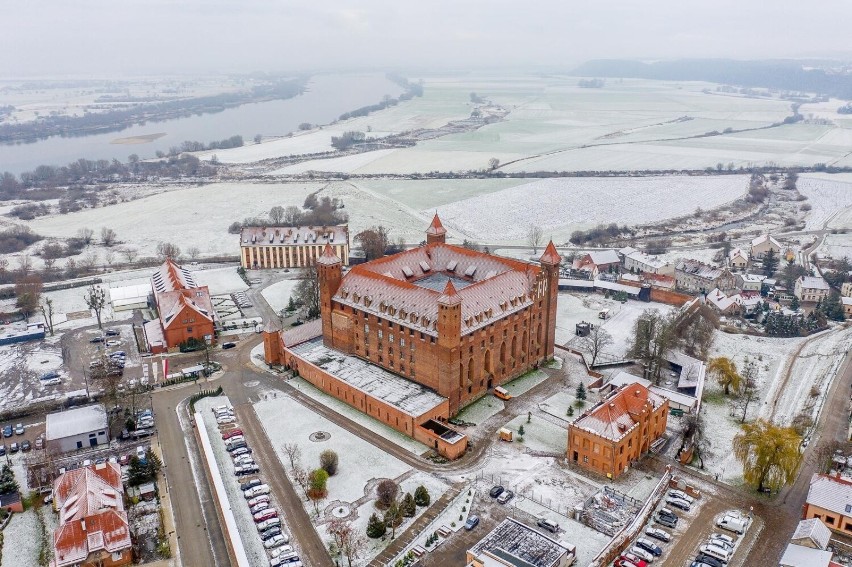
[46,404,109,453]
[623,250,674,276]
[728,247,749,269]
[795,276,830,303]
[737,273,766,292]
[751,234,782,260]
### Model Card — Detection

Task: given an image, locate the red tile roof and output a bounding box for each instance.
[318,242,342,265]
[426,213,447,236]
[151,258,196,293]
[540,241,561,265]
[157,287,215,330]
[573,382,666,442]
[53,509,131,567]
[335,243,543,336]
[54,462,123,522]
[438,280,461,306]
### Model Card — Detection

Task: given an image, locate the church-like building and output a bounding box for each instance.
[265,214,561,458]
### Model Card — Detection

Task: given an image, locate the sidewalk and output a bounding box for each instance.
[151,436,180,567]
[369,484,464,567]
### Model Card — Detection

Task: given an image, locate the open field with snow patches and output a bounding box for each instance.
[798,175,852,230]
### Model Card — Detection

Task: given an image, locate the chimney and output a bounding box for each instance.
[81,519,86,532]
[635,389,641,397]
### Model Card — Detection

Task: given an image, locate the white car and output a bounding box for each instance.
[263,534,288,549]
[645,527,671,542]
[233,455,255,466]
[244,485,270,499]
[247,494,270,507]
[250,502,270,515]
[665,496,690,511]
[41,377,61,386]
[629,546,654,563]
[269,546,296,559]
[668,489,695,504]
[256,517,281,532]
[709,536,734,551]
[217,416,236,425]
[710,532,735,546]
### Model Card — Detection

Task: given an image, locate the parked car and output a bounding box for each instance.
[244,485,270,499]
[89,336,105,343]
[267,542,292,554]
[233,454,255,465]
[260,526,282,541]
[666,496,690,511]
[645,527,671,543]
[269,548,298,561]
[227,441,248,453]
[0,444,5,456]
[21,440,31,452]
[710,533,735,547]
[106,340,120,347]
[41,370,61,381]
[222,342,237,349]
[693,554,724,567]
[250,502,270,515]
[658,507,679,521]
[699,543,731,563]
[464,515,480,530]
[716,515,746,535]
[2,425,11,438]
[654,514,677,529]
[105,329,120,336]
[225,435,245,446]
[248,495,270,508]
[222,429,244,440]
[256,517,281,532]
[619,553,647,567]
[231,447,253,457]
[14,423,24,435]
[497,490,514,504]
[488,485,504,498]
[669,490,695,504]
[241,479,263,492]
[691,562,719,567]
[253,509,278,523]
[217,416,236,425]
[41,377,61,386]
[10,442,19,453]
[709,536,734,551]
[629,546,654,564]
[635,538,662,556]
[614,560,640,567]
[236,464,260,476]
[537,517,559,534]
[264,534,288,549]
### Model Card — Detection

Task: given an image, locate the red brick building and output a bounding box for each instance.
[265,214,561,457]
[568,382,668,478]
[144,259,216,353]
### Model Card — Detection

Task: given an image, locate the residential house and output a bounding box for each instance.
[675,259,737,294]
[737,273,766,293]
[623,250,674,276]
[728,247,749,270]
[706,288,762,317]
[52,462,131,567]
[751,234,782,260]
[842,297,852,317]
[573,250,621,278]
[795,276,830,303]
[568,382,668,479]
[841,282,852,298]
[803,473,852,536]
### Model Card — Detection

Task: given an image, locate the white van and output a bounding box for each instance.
[716,514,747,535]
[699,543,731,563]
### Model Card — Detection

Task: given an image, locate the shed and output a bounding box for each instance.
[46,404,109,453]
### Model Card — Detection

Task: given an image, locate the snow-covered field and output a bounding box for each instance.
[260,278,301,314]
[191,266,248,295]
[269,149,398,175]
[501,414,567,454]
[798,176,852,230]
[0,509,41,567]
[820,233,852,261]
[434,176,748,242]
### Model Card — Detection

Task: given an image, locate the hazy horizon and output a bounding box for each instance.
[3,0,851,77]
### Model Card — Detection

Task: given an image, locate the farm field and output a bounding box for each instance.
[797,175,852,230]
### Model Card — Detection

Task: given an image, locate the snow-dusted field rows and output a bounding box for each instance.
[820,233,852,260]
[191,266,248,295]
[269,149,398,175]
[434,176,748,241]
[798,176,852,230]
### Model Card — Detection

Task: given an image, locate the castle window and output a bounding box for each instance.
[400,338,405,347]
[378,330,383,339]
[389,333,394,343]
[364,324,369,333]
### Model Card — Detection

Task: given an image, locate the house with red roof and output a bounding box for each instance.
[265,214,561,457]
[568,381,668,478]
[143,258,216,353]
[52,462,131,567]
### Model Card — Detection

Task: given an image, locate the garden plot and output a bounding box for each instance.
[190,266,248,295]
[0,508,42,567]
[432,176,748,243]
[194,396,272,566]
[798,176,852,230]
[260,278,301,314]
[598,300,674,359]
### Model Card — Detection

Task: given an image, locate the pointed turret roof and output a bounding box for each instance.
[317,243,342,265]
[539,241,561,265]
[426,213,447,236]
[438,279,461,305]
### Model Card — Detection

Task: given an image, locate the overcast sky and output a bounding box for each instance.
[4,1,850,76]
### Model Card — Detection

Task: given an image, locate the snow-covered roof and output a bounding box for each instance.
[573,383,666,442]
[46,405,107,441]
[706,288,738,312]
[151,258,197,293]
[54,463,123,524]
[649,386,698,410]
[791,518,831,550]
[729,247,749,260]
[606,372,650,390]
[676,259,727,281]
[240,225,348,248]
[807,474,852,518]
[157,287,215,329]
[626,250,669,269]
[618,246,638,257]
[842,297,852,306]
[468,518,573,567]
[108,282,152,302]
[752,234,781,249]
[281,319,323,348]
[53,509,130,567]
[334,243,544,337]
[798,276,829,290]
[738,273,766,283]
[584,250,620,266]
[290,338,447,417]
[779,544,833,567]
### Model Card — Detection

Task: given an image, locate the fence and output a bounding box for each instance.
[588,466,672,567]
[475,471,578,519]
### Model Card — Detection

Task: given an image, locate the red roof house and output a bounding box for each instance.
[145,259,216,353]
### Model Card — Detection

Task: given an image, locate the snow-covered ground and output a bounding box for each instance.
[0,509,41,567]
[260,278,301,314]
[798,175,852,230]
[191,266,248,295]
[501,414,567,454]
[456,395,505,425]
[434,176,749,242]
[269,149,398,175]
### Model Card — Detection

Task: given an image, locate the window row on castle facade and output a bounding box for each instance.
[242,244,346,269]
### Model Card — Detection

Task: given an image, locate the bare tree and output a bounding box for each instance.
[291,465,310,499]
[327,518,365,567]
[156,242,181,261]
[376,479,399,509]
[628,310,678,384]
[283,205,303,226]
[680,413,708,469]
[355,226,391,261]
[294,265,320,319]
[488,157,500,170]
[15,275,42,320]
[40,297,56,336]
[104,250,115,267]
[77,227,94,245]
[100,227,117,247]
[80,250,99,272]
[187,247,201,261]
[17,254,32,276]
[526,224,543,254]
[122,248,139,264]
[84,285,107,329]
[733,360,760,424]
[269,206,285,225]
[283,443,301,469]
[580,325,613,367]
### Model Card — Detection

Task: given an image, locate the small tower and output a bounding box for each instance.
[262,320,283,366]
[317,244,343,348]
[426,213,447,245]
[437,280,463,413]
[539,241,561,361]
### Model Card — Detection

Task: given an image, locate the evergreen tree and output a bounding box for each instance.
[366,513,386,538]
[576,382,587,401]
[414,485,431,507]
[518,425,525,436]
[789,295,800,311]
[763,248,779,276]
[0,465,18,494]
[401,492,416,517]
